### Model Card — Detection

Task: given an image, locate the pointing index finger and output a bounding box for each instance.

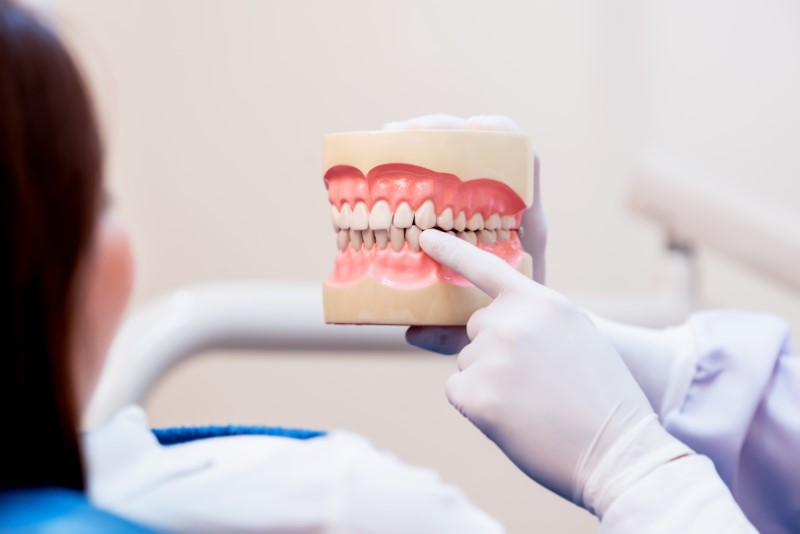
[419,229,532,299]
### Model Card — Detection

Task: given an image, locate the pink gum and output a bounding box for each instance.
[325,163,527,222]
[327,231,526,289]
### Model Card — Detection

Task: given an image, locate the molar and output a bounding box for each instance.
[457,231,477,246]
[454,211,467,232]
[362,229,375,248]
[414,200,436,230]
[501,215,516,230]
[351,202,369,231]
[497,228,510,241]
[339,203,352,230]
[393,202,414,228]
[349,229,363,249]
[369,200,392,230]
[374,229,389,250]
[477,229,497,245]
[406,225,422,252]
[437,208,454,231]
[337,229,349,251]
[390,226,405,251]
[331,204,341,231]
[484,214,501,230]
[467,213,484,231]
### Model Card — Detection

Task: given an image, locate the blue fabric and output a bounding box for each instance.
[152,424,326,446]
[0,487,154,532]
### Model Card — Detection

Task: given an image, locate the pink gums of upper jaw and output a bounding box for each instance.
[324,163,528,289]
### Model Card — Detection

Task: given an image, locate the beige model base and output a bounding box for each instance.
[323,254,532,325]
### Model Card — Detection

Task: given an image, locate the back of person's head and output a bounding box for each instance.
[0,0,102,490]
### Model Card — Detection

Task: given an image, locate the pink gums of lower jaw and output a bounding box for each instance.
[324,163,528,289]
[326,233,526,289]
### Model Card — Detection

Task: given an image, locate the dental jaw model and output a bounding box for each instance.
[323,130,534,325]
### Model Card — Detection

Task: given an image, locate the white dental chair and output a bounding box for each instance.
[83,159,800,430]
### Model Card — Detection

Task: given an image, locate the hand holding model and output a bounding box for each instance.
[409,229,693,517]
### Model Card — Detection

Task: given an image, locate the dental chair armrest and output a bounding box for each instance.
[83,282,416,430]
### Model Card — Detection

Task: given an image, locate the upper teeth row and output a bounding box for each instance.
[331,201,516,233]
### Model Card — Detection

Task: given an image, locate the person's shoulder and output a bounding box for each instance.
[89,414,502,533]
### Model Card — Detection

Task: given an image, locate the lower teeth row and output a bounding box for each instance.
[336,225,512,252]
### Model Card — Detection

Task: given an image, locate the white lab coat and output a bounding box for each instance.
[84,407,503,533]
[602,310,799,533]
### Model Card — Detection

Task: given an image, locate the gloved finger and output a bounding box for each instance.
[405,325,470,355]
[466,306,492,341]
[419,229,533,299]
[456,330,498,371]
[466,115,522,132]
[521,150,547,284]
[404,114,469,130]
[445,371,470,418]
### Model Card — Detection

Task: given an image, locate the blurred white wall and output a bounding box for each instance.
[54,1,800,532]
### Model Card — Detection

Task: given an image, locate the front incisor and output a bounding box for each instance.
[369,201,392,230]
[351,202,369,231]
[437,208,454,231]
[454,211,467,232]
[406,226,422,251]
[414,201,436,230]
[467,213,484,231]
[393,202,414,228]
[375,229,389,249]
[390,226,405,251]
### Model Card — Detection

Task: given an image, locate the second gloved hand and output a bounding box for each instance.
[411,230,693,517]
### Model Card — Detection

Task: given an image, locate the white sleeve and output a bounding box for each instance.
[600,454,757,534]
[660,310,800,531]
[87,410,502,534]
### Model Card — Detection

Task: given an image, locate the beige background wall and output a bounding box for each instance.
[47,1,800,532]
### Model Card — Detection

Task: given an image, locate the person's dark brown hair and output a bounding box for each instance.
[0,0,103,490]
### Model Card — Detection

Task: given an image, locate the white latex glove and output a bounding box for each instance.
[383,114,547,284]
[584,314,693,422]
[408,230,693,517]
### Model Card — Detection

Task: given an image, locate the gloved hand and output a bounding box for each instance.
[383,114,547,284]
[409,229,694,517]
[583,314,694,422]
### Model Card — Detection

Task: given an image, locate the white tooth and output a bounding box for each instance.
[501,215,516,229]
[393,202,414,228]
[331,205,341,231]
[369,200,392,230]
[337,230,349,251]
[351,202,369,230]
[457,231,477,246]
[454,211,467,232]
[362,230,374,248]
[374,229,389,249]
[477,229,497,245]
[405,225,422,252]
[446,230,456,236]
[414,200,436,230]
[390,226,405,251]
[497,229,510,241]
[349,229,363,249]
[339,203,351,229]
[437,208,454,230]
[485,213,501,230]
[467,213,484,231]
